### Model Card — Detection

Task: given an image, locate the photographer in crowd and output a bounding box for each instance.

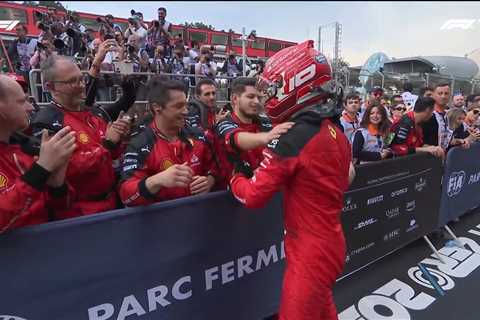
[166,44,190,90]
[220,51,243,78]
[124,14,147,50]
[30,40,137,218]
[30,38,57,102]
[146,7,172,58]
[195,47,217,82]
[8,24,37,86]
[119,34,149,72]
[97,14,116,39]
[149,45,168,74]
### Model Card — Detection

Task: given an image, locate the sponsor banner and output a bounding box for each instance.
[341,153,443,277]
[438,142,480,227]
[0,192,285,320]
[335,210,480,320]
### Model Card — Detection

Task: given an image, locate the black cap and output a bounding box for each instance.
[105,14,114,19]
[369,86,384,93]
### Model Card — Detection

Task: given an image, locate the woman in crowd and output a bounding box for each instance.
[352,102,392,164]
[447,108,480,147]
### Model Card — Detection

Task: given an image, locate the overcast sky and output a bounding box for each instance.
[61,1,480,66]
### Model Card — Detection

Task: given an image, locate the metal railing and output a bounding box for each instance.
[341,68,480,98]
[29,69,235,107]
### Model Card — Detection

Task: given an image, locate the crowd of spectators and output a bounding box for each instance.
[345,84,480,165]
[4,5,264,104]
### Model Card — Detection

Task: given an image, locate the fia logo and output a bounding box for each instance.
[447,171,466,197]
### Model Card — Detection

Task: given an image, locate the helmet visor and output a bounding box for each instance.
[256,75,283,103]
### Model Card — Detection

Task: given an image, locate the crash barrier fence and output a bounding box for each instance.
[341,69,480,98]
[1,146,479,319]
[28,69,235,108]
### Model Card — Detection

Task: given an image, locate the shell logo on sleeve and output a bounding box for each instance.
[328,125,337,140]
[0,173,8,189]
[78,132,90,144]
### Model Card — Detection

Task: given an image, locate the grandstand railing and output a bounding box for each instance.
[29,69,235,107]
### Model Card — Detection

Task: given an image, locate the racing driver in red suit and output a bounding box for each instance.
[230,40,356,320]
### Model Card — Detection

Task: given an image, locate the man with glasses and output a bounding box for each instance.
[390,97,444,158]
[30,40,137,218]
[390,103,407,123]
[464,103,480,140]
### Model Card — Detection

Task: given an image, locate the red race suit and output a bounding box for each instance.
[230,112,351,320]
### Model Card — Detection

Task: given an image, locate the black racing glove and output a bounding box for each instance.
[232,160,253,179]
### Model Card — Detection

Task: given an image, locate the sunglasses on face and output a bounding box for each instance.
[395,107,406,112]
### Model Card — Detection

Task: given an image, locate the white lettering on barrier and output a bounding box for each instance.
[338,225,480,320]
[88,242,284,319]
[205,243,283,291]
[88,304,114,320]
[147,285,171,310]
[117,295,146,320]
[172,276,192,300]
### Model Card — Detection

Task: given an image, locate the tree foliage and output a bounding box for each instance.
[180,21,215,31]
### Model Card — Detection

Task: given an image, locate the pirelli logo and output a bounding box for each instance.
[0,20,20,31]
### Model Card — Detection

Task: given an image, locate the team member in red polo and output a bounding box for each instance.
[390,96,444,158]
[0,75,76,232]
[30,40,136,218]
[119,77,217,206]
[214,77,293,188]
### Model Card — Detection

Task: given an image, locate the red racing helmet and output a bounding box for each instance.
[257,40,338,123]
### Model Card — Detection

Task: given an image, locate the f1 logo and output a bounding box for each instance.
[0,20,20,31]
[440,19,476,30]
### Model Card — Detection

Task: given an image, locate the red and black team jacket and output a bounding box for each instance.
[389,111,424,156]
[119,120,216,206]
[0,141,72,233]
[214,112,272,188]
[30,102,123,218]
